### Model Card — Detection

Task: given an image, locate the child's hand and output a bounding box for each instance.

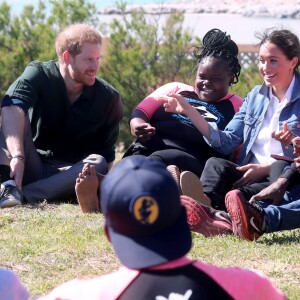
[157,94,188,114]
[134,123,156,142]
[294,156,300,173]
[292,137,300,156]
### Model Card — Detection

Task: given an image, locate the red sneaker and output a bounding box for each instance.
[225,190,265,241]
[180,195,232,237]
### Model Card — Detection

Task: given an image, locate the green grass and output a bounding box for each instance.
[1,204,300,299]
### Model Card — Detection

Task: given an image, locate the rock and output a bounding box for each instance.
[242,9,255,17]
[294,11,300,19]
[98,0,300,19]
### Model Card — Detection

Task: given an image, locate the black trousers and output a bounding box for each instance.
[200,157,289,210]
[124,142,205,177]
[149,149,204,177]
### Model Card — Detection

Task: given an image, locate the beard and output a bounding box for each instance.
[71,64,96,86]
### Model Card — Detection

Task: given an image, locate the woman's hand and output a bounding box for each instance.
[271,122,294,145]
[233,164,269,188]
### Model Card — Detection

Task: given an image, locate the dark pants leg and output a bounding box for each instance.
[239,159,291,201]
[23,154,107,204]
[269,160,291,183]
[200,157,244,209]
[201,158,290,210]
[0,117,108,203]
[149,149,204,177]
[239,182,270,201]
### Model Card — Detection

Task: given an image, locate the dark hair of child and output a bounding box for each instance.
[193,28,241,84]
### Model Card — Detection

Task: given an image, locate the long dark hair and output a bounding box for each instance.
[255,27,300,73]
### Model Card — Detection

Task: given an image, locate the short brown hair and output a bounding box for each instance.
[55,23,102,61]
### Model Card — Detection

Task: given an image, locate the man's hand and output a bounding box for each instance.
[134,123,156,142]
[2,106,26,189]
[249,177,289,206]
[233,164,269,188]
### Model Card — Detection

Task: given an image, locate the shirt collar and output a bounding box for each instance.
[147,256,192,270]
[218,92,233,101]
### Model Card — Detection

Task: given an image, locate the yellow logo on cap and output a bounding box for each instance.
[132,195,159,225]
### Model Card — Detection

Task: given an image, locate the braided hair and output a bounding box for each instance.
[194,28,241,84]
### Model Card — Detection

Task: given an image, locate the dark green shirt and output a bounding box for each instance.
[2,60,123,163]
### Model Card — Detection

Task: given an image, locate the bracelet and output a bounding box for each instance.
[11,155,25,162]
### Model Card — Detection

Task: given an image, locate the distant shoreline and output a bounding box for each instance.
[98,13,300,44]
[99,0,300,20]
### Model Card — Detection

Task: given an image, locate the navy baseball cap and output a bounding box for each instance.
[100,156,192,269]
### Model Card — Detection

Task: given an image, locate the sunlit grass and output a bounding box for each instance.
[1,204,299,299]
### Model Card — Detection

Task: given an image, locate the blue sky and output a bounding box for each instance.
[1,0,174,15]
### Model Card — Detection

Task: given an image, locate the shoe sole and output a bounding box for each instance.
[180,171,211,206]
[0,198,21,208]
[181,195,232,237]
[225,190,259,241]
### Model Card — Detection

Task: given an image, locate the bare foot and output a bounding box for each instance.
[75,164,100,213]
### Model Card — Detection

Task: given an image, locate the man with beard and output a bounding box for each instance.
[0,23,123,208]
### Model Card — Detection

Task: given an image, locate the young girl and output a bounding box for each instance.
[124,28,243,177]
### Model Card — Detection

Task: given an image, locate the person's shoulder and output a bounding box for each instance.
[230,94,243,102]
[225,93,243,113]
[95,77,120,95]
[0,269,30,300]
[166,82,193,90]
[38,268,139,300]
[246,84,266,98]
[37,276,108,300]
[220,93,243,103]
[193,261,286,299]
[149,82,194,98]
[293,72,300,90]
[25,60,59,78]
[27,60,56,70]
[164,82,194,93]
[91,77,122,109]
